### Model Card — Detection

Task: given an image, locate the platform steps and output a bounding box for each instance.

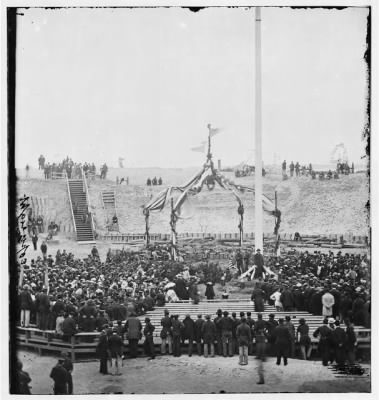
[68,179,95,243]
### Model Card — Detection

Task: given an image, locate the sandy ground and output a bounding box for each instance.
[17,350,370,394]
[17,168,369,237]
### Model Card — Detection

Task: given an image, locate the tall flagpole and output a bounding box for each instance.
[255,7,263,253]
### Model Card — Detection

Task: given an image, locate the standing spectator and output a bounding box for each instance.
[125,312,142,358]
[40,241,48,260]
[143,317,156,360]
[282,160,287,174]
[254,313,267,385]
[280,285,294,311]
[236,317,251,365]
[289,161,294,177]
[220,311,234,357]
[205,282,215,301]
[61,351,74,395]
[322,288,335,318]
[19,285,34,327]
[15,360,31,394]
[313,318,333,366]
[96,329,109,374]
[284,316,296,358]
[50,359,70,395]
[253,249,265,279]
[108,329,123,375]
[36,215,44,233]
[160,309,173,355]
[213,309,223,356]
[265,313,279,355]
[345,319,358,365]
[202,315,216,358]
[270,287,283,311]
[332,320,347,366]
[62,312,77,343]
[251,284,265,312]
[296,318,312,360]
[194,314,204,356]
[272,318,291,366]
[182,314,195,357]
[171,315,184,357]
[35,287,50,330]
[31,232,38,251]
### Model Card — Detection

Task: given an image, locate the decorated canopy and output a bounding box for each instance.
[143,126,281,237]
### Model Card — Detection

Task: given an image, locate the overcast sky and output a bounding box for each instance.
[15,6,369,168]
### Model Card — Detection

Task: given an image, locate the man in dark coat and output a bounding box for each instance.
[202,315,216,357]
[143,317,156,360]
[160,309,173,355]
[265,314,279,356]
[40,241,48,260]
[251,285,265,312]
[174,277,189,300]
[125,312,142,358]
[213,309,223,356]
[272,318,291,365]
[35,288,50,330]
[16,360,32,394]
[80,299,97,332]
[31,232,38,250]
[108,329,123,375]
[205,282,215,300]
[62,313,77,342]
[96,329,109,374]
[19,285,34,327]
[220,311,234,357]
[182,314,195,356]
[253,249,265,279]
[280,286,294,311]
[332,320,347,366]
[254,313,267,384]
[236,317,252,365]
[313,318,333,366]
[194,314,204,355]
[50,359,71,394]
[171,315,184,357]
[345,319,358,364]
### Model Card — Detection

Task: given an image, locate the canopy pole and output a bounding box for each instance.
[254,6,263,253]
[170,198,177,261]
[145,210,150,247]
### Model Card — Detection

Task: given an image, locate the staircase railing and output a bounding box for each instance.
[66,173,77,234]
[81,167,96,237]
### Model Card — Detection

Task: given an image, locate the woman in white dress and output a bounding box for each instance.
[270,288,283,311]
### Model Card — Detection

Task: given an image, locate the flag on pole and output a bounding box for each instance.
[209,127,221,137]
[190,144,206,153]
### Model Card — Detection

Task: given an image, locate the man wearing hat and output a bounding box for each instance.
[202,315,216,357]
[171,315,184,357]
[107,328,123,375]
[125,311,142,358]
[194,314,205,356]
[213,309,224,356]
[253,249,265,280]
[19,285,34,328]
[50,359,71,394]
[296,318,312,360]
[313,318,333,366]
[182,314,195,356]
[272,318,291,366]
[236,317,251,365]
[265,314,278,356]
[220,311,234,357]
[160,309,173,355]
[322,288,335,318]
[332,320,347,366]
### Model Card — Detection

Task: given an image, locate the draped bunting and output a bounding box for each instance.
[143,161,281,234]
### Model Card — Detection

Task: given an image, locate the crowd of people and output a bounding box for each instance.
[281,160,355,181]
[38,155,110,180]
[146,177,163,186]
[15,244,370,393]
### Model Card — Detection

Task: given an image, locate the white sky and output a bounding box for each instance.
[15,6,369,168]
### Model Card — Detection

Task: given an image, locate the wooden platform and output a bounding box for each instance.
[16,300,370,362]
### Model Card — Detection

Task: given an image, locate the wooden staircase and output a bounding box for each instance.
[101,190,119,232]
[68,179,95,243]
